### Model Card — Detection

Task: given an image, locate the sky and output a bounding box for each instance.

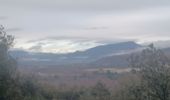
[0,0,170,53]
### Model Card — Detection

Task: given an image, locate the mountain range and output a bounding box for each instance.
[10,41,170,68]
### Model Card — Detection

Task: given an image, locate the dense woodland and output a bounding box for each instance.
[1,26,170,100]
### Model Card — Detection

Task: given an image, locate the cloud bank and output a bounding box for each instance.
[0,0,170,52]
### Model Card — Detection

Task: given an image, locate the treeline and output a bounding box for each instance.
[1,26,170,100]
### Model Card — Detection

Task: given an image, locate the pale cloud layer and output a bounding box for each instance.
[0,0,170,53]
[15,37,103,53]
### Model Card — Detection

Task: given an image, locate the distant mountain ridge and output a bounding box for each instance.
[10,41,143,67]
[70,41,141,58]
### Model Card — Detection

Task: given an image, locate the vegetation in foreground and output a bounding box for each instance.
[1,26,170,100]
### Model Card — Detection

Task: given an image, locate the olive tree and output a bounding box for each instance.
[0,25,21,100]
[129,44,170,100]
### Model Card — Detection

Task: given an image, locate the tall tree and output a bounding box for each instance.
[0,25,20,100]
[129,44,170,100]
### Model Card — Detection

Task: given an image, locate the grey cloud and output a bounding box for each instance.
[24,37,103,53]
[2,0,170,12]
[6,28,22,32]
[26,36,135,45]
[26,36,90,43]
[147,20,170,35]
[153,40,170,48]
[1,0,170,52]
[29,44,42,52]
[0,16,8,20]
[83,26,109,30]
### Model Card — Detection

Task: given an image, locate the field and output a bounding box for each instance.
[19,65,132,87]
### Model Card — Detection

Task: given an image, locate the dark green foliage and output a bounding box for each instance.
[79,82,111,100]
[128,45,170,100]
[91,82,110,99]
[0,26,45,100]
[0,25,19,100]
[2,25,170,100]
[106,70,119,80]
[0,25,113,100]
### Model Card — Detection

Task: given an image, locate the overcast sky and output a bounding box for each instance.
[0,0,170,53]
